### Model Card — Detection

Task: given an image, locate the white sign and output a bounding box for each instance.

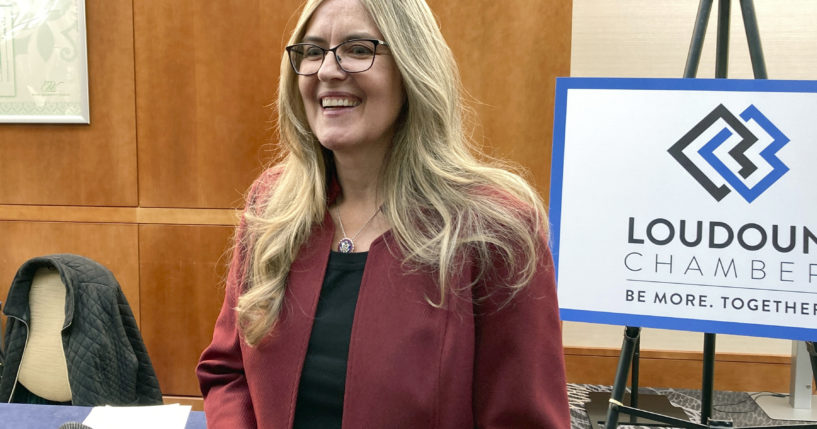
[0,0,89,123]
[550,77,817,341]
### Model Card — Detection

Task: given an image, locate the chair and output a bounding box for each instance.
[0,254,163,406]
[17,266,73,403]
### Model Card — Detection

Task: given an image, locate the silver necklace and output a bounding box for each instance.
[335,205,380,253]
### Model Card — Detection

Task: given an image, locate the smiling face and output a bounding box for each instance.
[298,0,404,156]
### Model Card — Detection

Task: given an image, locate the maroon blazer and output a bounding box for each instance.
[197,172,570,429]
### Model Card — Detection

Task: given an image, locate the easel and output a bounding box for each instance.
[597,1,817,428]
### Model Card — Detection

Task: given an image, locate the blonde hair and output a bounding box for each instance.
[237,0,548,346]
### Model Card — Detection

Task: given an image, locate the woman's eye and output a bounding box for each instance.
[304,46,324,59]
[346,44,374,57]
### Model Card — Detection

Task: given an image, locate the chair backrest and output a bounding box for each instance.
[17,267,72,402]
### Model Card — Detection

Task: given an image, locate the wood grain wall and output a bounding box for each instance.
[565,347,792,393]
[0,0,572,405]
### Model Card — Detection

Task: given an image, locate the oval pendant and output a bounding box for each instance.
[338,237,354,253]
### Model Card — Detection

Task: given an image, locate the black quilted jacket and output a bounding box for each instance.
[0,254,163,405]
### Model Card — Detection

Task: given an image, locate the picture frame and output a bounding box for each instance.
[0,0,90,124]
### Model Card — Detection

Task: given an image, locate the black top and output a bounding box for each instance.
[293,251,367,429]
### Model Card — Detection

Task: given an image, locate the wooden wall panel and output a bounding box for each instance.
[566,347,791,392]
[138,224,234,396]
[133,0,571,208]
[0,0,137,206]
[0,221,140,324]
[429,0,572,198]
[133,0,301,209]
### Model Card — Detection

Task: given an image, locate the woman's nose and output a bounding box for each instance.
[316,51,346,81]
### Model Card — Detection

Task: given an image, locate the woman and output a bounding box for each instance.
[196,0,570,427]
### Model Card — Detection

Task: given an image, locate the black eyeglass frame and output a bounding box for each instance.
[285,39,389,76]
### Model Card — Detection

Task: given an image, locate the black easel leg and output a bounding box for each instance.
[698,6,729,421]
[715,0,730,78]
[701,333,716,424]
[740,0,768,79]
[604,326,641,429]
[684,0,714,78]
[631,335,640,409]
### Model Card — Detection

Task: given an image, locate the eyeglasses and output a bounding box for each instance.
[286,39,389,76]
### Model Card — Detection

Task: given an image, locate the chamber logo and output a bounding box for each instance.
[668,104,789,203]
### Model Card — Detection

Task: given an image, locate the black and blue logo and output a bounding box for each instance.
[668,104,789,203]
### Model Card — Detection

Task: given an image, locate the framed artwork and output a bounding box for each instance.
[0,0,89,124]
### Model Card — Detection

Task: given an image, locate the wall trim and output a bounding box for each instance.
[0,205,239,226]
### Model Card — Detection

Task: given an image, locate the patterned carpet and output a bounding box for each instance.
[569,384,817,428]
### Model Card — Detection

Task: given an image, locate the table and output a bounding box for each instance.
[0,402,206,429]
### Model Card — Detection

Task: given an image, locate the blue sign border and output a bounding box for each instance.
[549,77,817,342]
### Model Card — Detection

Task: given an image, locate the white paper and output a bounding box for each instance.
[82,403,191,429]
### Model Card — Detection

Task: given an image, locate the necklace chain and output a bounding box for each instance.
[335,205,380,253]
